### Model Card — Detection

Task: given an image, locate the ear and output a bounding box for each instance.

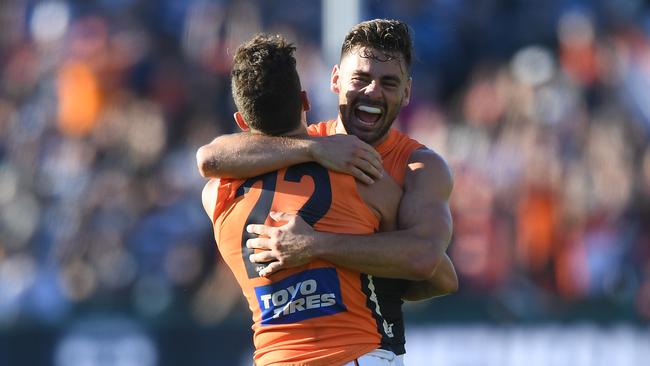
[401,77,412,107]
[233,112,249,131]
[300,91,311,112]
[330,65,341,94]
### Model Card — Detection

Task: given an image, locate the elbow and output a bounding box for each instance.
[196,145,217,178]
[407,224,453,281]
[438,267,459,294]
[410,252,459,295]
[425,252,459,295]
[407,240,444,280]
[409,254,440,281]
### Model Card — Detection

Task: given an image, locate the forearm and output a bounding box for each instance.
[313,228,447,280]
[196,133,314,178]
[402,254,458,301]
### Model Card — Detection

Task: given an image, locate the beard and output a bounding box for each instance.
[338,97,400,146]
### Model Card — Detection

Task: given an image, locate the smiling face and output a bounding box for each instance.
[331,46,411,146]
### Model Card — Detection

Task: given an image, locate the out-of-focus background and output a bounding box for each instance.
[0,0,649,365]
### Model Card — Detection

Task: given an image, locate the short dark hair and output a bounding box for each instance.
[231,34,302,135]
[341,19,413,70]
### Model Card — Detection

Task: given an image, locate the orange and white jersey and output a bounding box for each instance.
[208,162,387,366]
[307,121,424,355]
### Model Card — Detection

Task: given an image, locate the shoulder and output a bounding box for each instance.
[405,148,453,198]
[307,120,336,136]
[393,129,425,151]
[355,173,402,228]
[408,147,451,170]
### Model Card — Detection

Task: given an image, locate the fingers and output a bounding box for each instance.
[259,261,284,277]
[352,144,382,183]
[361,145,383,173]
[269,211,296,223]
[355,155,383,181]
[350,167,375,185]
[246,237,271,249]
[249,250,277,263]
[246,224,272,236]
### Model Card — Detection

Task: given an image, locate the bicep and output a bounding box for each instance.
[379,211,398,232]
[398,150,453,246]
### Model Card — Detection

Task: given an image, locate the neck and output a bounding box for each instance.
[284,123,308,137]
[251,123,307,138]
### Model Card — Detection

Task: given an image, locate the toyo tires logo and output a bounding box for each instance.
[254,267,347,325]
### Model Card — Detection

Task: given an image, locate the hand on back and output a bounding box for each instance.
[310,134,383,184]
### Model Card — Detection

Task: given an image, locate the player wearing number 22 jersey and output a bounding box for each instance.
[203,159,402,366]
[201,31,412,366]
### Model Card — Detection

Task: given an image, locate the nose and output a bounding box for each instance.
[363,80,382,99]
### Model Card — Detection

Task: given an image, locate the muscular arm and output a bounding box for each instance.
[315,149,453,279]
[196,132,383,184]
[248,149,455,282]
[196,133,313,179]
[401,254,458,301]
[360,164,457,300]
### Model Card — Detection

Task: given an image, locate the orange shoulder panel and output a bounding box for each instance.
[307,120,336,137]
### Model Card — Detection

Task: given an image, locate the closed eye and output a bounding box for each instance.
[383,81,399,89]
[351,77,370,86]
[382,76,401,89]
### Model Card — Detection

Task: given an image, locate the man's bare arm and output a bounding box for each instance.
[247,149,454,281]
[196,133,383,184]
[401,254,458,301]
[196,134,312,179]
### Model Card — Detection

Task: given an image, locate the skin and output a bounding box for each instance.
[331,47,411,146]
[203,92,404,269]
[197,46,458,299]
[196,130,384,185]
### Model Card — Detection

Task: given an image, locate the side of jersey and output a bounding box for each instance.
[210,162,386,366]
[307,121,425,355]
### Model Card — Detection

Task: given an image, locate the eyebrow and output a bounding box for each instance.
[352,71,402,84]
[382,75,401,84]
[352,71,371,78]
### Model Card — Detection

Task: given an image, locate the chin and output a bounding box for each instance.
[359,123,393,145]
[353,128,383,145]
[341,112,391,144]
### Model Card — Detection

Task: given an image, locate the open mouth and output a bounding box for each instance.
[354,105,383,127]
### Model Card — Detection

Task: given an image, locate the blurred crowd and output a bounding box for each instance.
[0,0,648,332]
[392,0,650,321]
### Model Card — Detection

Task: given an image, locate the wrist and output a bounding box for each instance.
[304,136,320,162]
[307,230,330,259]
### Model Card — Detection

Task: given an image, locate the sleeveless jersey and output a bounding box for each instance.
[307,120,425,355]
[209,162,391,366]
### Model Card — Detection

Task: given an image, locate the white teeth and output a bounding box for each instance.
[357,105,382,114]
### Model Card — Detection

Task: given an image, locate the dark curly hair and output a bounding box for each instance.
[231,34,302,135]
[341,19,413,70]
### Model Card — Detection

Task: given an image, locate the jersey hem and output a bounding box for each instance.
[255,344,378,366]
